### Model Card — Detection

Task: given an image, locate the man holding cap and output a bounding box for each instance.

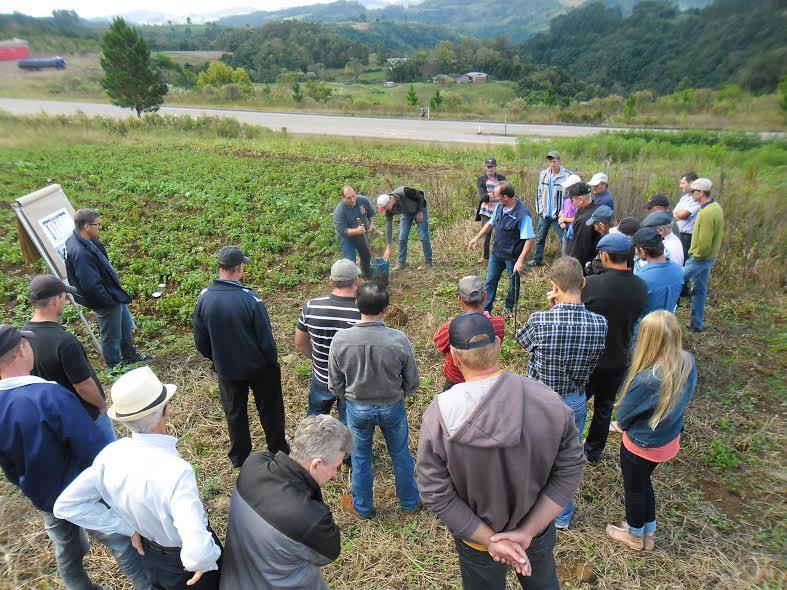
[55,366,222,590]
[589,173,615,210]
[376,186,433,270]
[65,208,149,369]
[433,276,505,391]
[333,186,376,277]
[0,324,148,590]
[683,177,724,332]
[193,246,288,468]
[23,274,115,443]
[475,157,507,261]
[581,234,648,462]
[566,182,601,273]
[529,149,572,267]
[642,210,684,267]
[417,313,585,589]
[632,228,684,315]
[295,259,362,426]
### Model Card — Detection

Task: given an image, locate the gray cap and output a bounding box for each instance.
[458,275,484,303]
[642,210,673,228]
[331,259,361,282]
[690,178,712,192]
[546,150,561,160]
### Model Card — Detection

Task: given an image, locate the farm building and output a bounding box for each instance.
[455,74,471,84]
[466,72,489,83]
[0,38,30,61]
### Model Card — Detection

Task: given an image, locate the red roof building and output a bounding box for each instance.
[0,38,31,61]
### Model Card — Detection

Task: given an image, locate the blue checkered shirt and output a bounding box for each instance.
[516,302,608,396]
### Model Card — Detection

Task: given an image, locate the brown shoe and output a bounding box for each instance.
[606,523,644,551]
[644,533,655,552]
[340,494,370,520]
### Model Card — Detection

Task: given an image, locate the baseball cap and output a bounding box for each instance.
[632,227,662,248]
[690,178,712,192]
[376,194,391,211]
[458,276,484,303]
[617,216,642,236]
[485,157,497,167]
[562,174,582,191]
[331,259,361,282]
[0,324,35,357]
[642,211,673,228]
[546,150,561,160]
[217,246,251,267]
[586,204,614,226]
[29,274,78,303]
[588,172,608,187]
[449,313,496,350]
[567,182,591,198]
[644,194,670,209]
[596,233,632,253]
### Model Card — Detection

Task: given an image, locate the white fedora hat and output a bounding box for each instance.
[108,366,176,422]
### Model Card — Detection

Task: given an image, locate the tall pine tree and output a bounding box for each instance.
[100,17,167,117]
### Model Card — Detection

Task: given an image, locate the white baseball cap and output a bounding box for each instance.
[589,172,608,187]
[376,194,392,211]
[562,174,582,190]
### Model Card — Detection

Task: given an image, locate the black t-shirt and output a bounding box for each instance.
[582,269,648,369]
[23,320,105,419]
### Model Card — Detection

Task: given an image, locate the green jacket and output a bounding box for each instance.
[689,200,724,260]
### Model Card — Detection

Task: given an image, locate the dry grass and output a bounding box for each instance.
[0,214,784,590]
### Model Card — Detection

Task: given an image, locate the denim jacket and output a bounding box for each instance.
[616,355,697,448]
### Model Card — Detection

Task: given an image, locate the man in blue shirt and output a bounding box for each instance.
[589,173,615,210]
[333,186,376,277]
[469,182,535,319]
[0,324,148,590]
[633,228,684,315]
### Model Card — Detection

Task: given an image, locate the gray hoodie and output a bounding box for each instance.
[416,371,584,539]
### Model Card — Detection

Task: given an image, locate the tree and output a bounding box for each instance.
[406,84,418,106]
[197,61,252,91]
[100,17,167,117]
[292,81,303,103]
[429,88,443,111]
[306,80,333,102]
[344,58,363,83]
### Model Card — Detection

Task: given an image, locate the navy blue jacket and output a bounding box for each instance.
[617,355,697,448]
[193,279,279,380]
[65,231,132,310]
[0,376,107,512]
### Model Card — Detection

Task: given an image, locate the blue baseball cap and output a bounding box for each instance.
[449,313,496,350]
[596,233,632,253]
[586,205,614,226]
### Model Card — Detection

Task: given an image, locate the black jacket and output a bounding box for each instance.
[582,268,648,369]
[567,202,601,272]
[64,231,132,310]
[389,186,426,218]
[193,279,278,380]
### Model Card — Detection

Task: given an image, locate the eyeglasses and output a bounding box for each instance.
[87,223,102,228]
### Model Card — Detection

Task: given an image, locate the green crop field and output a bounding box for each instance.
[0,113,784,589]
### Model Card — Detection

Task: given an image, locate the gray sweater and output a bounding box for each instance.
[328,320,419,405]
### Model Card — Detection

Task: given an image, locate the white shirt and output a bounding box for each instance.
[663,231,684,267]
[54,432,220,573]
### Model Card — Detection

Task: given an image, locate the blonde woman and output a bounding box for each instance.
[606,311,697,551]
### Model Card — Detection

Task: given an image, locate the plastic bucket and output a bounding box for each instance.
[371,256,389,279]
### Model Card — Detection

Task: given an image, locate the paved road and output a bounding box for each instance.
[0,97,627,144]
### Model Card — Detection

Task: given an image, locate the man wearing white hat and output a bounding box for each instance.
[588,172,615,210]
[55,366,222,590]
[376,186,433,271]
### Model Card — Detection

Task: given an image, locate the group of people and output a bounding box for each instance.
[0,149,724,590]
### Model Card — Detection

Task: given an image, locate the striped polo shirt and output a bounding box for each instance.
[297,294,361,385]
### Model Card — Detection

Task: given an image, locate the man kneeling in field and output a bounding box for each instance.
[417,313,585,589]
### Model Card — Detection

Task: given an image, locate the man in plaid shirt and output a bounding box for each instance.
[516,256,607,529]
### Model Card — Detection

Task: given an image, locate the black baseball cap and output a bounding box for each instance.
[0,324,34,357]
[449,313,496,350]
[29,274,78,303]
[217,246,251,267]
[617,217,641,236]
[632,227,662,247]
[567,182,591,198]
[644,194,670,209]
[485,157,497,167]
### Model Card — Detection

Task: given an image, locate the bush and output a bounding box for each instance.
[197,61,252,91]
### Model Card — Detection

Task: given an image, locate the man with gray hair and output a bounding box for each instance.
[220,414,352,590]
[54,366,222,590]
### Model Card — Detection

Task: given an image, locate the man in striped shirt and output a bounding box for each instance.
[295,260,362,429]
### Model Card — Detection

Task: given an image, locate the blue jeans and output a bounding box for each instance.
[345,399,420,517]
[532,216,564,264]
[338,234,371,276]
[42,511,150,590]
[94,303,137,368]
[307,376,347,426]
[398,208,433,266]
[555,392,587,528]
[561,230,569,255]
[95,412,117,444]
[483,254,517,313]
[683,257,716,330]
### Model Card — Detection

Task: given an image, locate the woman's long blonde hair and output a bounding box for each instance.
[616,311,693,429]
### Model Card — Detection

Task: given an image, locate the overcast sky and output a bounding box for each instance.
[6,1,405,19]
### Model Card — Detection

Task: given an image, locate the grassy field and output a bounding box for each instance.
[0,52,784,131]
[0,113,784,590]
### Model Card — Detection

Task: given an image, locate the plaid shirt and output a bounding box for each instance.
[516,302,607,396]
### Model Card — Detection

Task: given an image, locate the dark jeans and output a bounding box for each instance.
[141,532,222,590]
[479,214,493,260]
[584,366,627,461]
[454,523,559,590]
[532,216,564,265]
[678,232,693,264]
[339,234,372,277]
[94,303,138,368]
[217,366,288,467]
[619,444,659,534]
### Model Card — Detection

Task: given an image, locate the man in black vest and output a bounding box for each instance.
[469,183,535,320]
